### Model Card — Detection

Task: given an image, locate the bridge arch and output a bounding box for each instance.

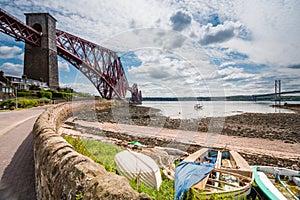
[32,23,42,33]
[0,9,142,102]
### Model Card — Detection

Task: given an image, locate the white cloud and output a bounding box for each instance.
[199,21,243,45]
[218,0,300,66]
[0,62,23,76]
[0,0,299,97]
[218,66,255,81]
[58,61,70,72]
[0,46,23,59]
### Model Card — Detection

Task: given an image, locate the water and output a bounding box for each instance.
[141,101,296,119]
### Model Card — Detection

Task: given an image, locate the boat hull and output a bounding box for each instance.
[175,148,254,200]
[114,150,162,190]
[251,166,300,200]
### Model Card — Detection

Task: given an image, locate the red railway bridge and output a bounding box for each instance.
[0,8,142,103]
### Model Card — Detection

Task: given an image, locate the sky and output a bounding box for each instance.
[0,0,299,98]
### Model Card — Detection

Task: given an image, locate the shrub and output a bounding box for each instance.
[37,90,52,99]
[52,92,73,100]
[17,91,37,97]
[0,99,16,110]
[0,98,40,109]
[17,98,38,108]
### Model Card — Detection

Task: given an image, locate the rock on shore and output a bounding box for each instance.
[75,103,300,144]
[62,102,299,169]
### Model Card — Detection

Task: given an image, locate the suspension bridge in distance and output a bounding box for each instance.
[252,90,300,103]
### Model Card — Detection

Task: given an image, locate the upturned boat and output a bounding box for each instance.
[251,166,300,200]
[114,149,162,190]
[174,148,254,199]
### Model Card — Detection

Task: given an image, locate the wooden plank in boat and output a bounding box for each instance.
[184,148,208,162]
[213,168,252,181]
[193,175,209,190]
[207,178,240,188]
[214,151,222,188]
[230,151,251,171]
[205,184,226,191]
[229,150,252,177]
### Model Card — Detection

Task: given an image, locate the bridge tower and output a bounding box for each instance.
[24,13,58,88]
[275,79,281,106]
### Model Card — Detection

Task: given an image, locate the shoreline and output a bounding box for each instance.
[60,101,299,169]
[77,103,300,143]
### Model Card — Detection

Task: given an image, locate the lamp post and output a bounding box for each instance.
[15,87,18,109]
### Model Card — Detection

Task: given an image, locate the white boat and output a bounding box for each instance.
[174,148,254,199]
[251,166,300,200]
[194,103,203,110]
[114,150,162,190]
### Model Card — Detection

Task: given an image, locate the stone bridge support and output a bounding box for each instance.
[24,13,58,88]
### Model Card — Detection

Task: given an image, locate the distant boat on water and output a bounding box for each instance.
[194,103,203,110]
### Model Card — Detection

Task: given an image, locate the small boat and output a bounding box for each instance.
[114,150,162,190]
[174,148,254,199]
[194,103,203,110]
[251,166,300,200]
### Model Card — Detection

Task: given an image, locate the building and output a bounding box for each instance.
[5,75,49,91]
[0,71,14,100]
[0,71,49,101]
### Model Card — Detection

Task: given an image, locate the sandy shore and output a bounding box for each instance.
[60,102,299,169]
[76,103,300,143]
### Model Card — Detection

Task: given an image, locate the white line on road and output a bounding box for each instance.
[0,113,41,137]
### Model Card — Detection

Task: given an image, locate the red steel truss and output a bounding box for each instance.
[0,8,142,102]
[0,8,42,46]
[56,29,129,100]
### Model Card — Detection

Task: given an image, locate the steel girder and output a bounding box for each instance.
[0,8,142,102]
[56,29,128,100]
[0,8,41,46]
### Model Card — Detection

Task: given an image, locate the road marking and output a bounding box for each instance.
[0,113,41,137]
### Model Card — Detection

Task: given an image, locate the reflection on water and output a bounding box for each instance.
[141,101,296,119]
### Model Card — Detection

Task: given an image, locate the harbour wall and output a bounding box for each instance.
[32,101,150,200]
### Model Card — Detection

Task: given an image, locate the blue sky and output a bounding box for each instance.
[0,0,299,97]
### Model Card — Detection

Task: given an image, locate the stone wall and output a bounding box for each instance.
[32,101,150,200]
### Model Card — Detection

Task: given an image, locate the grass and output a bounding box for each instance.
[63,136,175,199]
[130,178,174,200]
[63,136,123,172]
[81,139,123,172]
[63,136,263,200]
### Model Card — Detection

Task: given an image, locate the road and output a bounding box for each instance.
[0,107,47,200]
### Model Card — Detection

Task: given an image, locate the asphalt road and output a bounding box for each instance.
[0,107,47,200]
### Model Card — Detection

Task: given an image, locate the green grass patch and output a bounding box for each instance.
[63,136,123,172]
[81,139,123,172]
[130,178,174,200]
[63,136,97,161]
[63,136,175,199]
[0,97,51,110]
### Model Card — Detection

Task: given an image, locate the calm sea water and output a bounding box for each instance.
[141,101,297,119]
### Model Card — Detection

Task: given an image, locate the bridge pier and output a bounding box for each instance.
[24,13,58,88]
[275,80,281,106]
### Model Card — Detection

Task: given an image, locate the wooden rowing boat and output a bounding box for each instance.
[114,149,162,190]
[174,148,254,199]
[251,166,300,200]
